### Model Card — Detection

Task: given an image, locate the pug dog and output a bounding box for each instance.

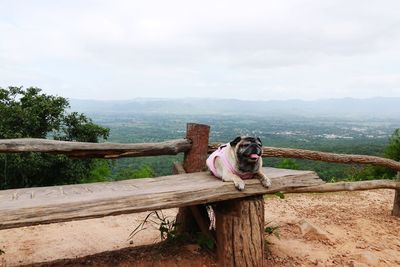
[206,136,271,191]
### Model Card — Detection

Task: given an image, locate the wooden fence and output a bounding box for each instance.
[1,123,399,266]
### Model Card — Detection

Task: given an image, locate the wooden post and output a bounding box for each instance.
[176,123,210,233]
[182,123,210,173]
[392,172,400,216]
[216,195,265,267]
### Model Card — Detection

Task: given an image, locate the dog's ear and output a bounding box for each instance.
[256,137,262,146]
[230,136,242,147]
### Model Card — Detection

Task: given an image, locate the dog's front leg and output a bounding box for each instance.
[222,169,245,191]
[231,175,245,191]
[256,171,272,188]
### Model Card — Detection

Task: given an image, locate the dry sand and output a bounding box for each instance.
[1,190,399,266]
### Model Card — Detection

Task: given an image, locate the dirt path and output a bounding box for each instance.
[1,190,399,266]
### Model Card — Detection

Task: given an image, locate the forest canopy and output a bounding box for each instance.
[0,86,110,189]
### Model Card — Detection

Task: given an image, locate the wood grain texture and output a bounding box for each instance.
[392,190,400,216]
[0,167,322,229]
[392,172,400,217]
[286,179,400,193]
[183,123,210,173]
[0,138,191,158]
[208,143,400,171]
[216,195,264,267]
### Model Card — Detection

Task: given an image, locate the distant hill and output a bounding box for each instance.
[69,97,400,119]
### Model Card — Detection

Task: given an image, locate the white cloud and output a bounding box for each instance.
[0,0,400,100]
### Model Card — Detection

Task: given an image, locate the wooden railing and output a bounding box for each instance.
[0,138,191,158]
[1,122,399,266]
[209,143,400,171]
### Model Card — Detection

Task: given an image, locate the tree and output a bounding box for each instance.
[277,158,300,170]
[348,128,400,181]
[113,164,155,180]
[385,128,400,162]
[0,86,110,189]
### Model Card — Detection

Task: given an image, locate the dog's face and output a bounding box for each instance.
[229,136,263,173]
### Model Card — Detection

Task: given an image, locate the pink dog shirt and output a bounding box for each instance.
[206,144,255,179]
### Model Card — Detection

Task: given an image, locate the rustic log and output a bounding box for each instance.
[0,138,191,158]
[0,167,323,230]
[392,190,400,216]
[392,172,400,216]
[216,195,264,267]
[183,123,210,172]
[172,161,186,175]
[208,144,400,171]
[177,123,211,234]
[286,179,400,193]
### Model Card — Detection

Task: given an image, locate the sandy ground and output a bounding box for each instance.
[1,190,399,266]
[264,190,400,266]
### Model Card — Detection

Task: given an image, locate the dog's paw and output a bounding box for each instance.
[234,180,245,191]
[221,175,232,182]
[260,177,272,188]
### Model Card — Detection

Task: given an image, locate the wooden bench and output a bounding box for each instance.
[0,167,323,230]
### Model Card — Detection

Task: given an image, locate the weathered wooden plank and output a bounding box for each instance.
[0,167,322,229]
[0,138,191,158]
[287,179,400,193]
[208,143,400,171]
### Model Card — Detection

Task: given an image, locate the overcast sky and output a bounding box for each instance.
[1,1,400,100]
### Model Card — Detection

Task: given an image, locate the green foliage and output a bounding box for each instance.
[277,158,300,170]
[0,86,110,189]
[265,221,280,240]
[196,233,215,250]
[80,160,112,183]
[343,128,400,181]
[385,128,400,161]
[129,210,215,251]
[345,165,394,181]
[129,210,179,243]
[113,164,155,180]
[56,112,109,142]
[0,86,68,139]
[274,192,285,199]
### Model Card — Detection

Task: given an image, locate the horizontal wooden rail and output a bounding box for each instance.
[0,138,192,158]
[209,143,400,171]
[1,139,398,172]
[286,179,400,193]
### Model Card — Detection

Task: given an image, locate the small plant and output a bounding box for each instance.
[129,210,179,242]
[196,232,215,250]
[274,191,285,199]
[328,176,337,183]
[264,222,280,239]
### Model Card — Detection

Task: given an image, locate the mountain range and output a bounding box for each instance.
[69,97,400,119]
